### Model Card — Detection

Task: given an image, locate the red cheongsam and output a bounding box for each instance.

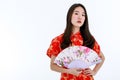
[47,32,100,80]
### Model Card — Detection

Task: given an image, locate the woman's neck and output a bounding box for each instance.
[72,26,80,34]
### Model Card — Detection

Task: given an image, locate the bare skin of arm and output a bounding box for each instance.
[50,55,82,76]
[83,51,105,76]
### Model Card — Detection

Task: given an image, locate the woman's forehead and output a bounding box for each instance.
[73,7,85,13]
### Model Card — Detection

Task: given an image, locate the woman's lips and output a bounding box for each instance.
[77,21,81,23]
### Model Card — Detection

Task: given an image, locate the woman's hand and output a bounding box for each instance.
[82,68,95,76]
[67,68,82,76]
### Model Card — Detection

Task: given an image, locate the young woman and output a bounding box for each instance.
[46,3,105,80]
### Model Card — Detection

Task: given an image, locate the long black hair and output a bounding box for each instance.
[61,3,95,49]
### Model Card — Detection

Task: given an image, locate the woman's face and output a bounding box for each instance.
[71,6,85,28]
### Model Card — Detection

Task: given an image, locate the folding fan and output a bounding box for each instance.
[54,46,102,69]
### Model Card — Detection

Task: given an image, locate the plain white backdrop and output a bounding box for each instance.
[0,0,120,80]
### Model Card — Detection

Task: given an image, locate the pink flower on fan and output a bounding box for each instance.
[63,57,69,63]
[84,47,90,54]
[73,51,79,57]
[79,46,84,51]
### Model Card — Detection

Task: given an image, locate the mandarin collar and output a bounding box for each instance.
[71,31,81,36]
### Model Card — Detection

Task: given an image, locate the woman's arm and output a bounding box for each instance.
[92,51,105,75]
[50,55,82,76]
[83,51,105,76]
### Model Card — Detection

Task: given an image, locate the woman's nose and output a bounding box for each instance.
[78,15,82,19]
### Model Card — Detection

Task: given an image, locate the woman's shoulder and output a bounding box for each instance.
[51,33,63,42]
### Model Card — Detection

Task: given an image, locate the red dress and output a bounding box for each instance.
[47,32,100,80]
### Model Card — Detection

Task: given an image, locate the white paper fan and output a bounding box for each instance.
[54,46,102,69]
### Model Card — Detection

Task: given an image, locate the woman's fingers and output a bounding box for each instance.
[83,68,94,75]
[68,68,82,76]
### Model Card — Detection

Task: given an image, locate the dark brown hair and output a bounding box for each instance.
[61,3,95,49]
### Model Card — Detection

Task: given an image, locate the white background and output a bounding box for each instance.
[0,0,120,80]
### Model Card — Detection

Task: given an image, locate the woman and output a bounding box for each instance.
[47,3,105,80]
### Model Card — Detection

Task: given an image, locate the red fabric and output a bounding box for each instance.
[46,32,100,80]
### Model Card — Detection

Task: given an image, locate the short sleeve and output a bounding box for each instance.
[93,41,101,55]
[46,36,62,58]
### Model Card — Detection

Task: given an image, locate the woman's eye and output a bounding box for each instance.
[82,14,85,16]
[75,13,78,15]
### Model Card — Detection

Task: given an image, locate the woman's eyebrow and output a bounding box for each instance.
[74,11,79,12]
[74,10,85,14]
